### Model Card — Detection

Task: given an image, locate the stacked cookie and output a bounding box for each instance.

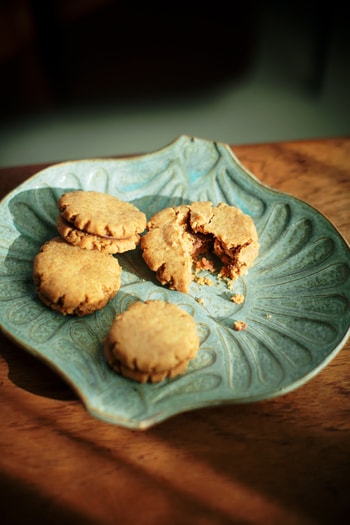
[57,191,146,254]
[33,190,146,317]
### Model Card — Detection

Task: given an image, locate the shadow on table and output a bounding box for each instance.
[0,331,77,401]
[0,470,102,525]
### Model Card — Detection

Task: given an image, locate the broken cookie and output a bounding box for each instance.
[141,201,259,292]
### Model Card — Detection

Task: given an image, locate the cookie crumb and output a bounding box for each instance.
[194,275,214,286]
[231,294,245,304]
[226,279,235,290]
[233,320,247,331]
[266,314,272,319]
[196,298,205,306]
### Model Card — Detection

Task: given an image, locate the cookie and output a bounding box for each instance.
[57,190,146,253]
[104,300,199,383]
[141,201,259,292]
[33,237,122,316]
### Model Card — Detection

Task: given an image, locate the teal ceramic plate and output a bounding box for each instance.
[1,135,349,429]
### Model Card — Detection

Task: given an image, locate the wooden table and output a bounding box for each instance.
[1,138,349,525]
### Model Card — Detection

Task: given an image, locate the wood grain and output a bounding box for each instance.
[0,138,349,525]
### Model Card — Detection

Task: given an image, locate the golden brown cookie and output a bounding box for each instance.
[104,300,199,383]
[57,190,146,253]
[141,201,259,292]
[33,237,122,316]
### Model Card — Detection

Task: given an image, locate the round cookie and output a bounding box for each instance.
[141,201,259,292]
[104,300,199,383]
[57,190,146,253]
[33,237,122,316]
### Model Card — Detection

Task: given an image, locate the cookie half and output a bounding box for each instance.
[57,190,146,253]
[33,237,122,316]
[141,201,259,292]
[104,300,199,383]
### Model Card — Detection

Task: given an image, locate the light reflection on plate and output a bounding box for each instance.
[0,135,349,429]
